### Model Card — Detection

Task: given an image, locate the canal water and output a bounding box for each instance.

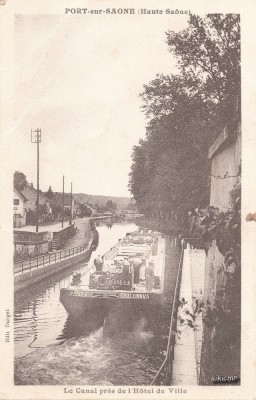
[14,220,171,385]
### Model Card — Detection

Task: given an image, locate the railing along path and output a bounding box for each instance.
[14,242,91,275]
[151,237,203,386]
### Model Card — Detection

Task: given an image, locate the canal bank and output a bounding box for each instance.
[14,241,93,292]
[135,217,184,239]
[14,218,98,292]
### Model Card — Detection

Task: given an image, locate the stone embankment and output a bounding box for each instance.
[14,218,98,292]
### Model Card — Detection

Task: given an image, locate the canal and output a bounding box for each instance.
[14,220,178,385]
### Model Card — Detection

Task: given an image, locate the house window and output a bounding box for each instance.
[14,199,20,205]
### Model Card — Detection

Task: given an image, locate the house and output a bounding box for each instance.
[21,183,52,223]
[208,117,241,212]
[13,189,27,227]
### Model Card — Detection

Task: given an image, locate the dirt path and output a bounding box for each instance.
[61,218,92,250]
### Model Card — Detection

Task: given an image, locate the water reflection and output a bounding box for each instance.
[58,314,104,341]
[58,300,166,342]
[14,261,91,311]
[106,220,113,229]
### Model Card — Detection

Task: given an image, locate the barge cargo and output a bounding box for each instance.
[60,229,165,322]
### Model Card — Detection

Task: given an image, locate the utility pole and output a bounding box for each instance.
[62,175,65,228]
[69,182,73,225]
[31,129,41,233]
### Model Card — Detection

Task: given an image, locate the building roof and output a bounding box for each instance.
[14,188,28,202]
[21,184,49,204]
[208,126,229,160]
[208,99,241,160]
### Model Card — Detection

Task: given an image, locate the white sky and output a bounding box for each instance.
[14,13,189,197]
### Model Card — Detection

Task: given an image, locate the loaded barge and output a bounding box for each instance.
[60,229,165,322]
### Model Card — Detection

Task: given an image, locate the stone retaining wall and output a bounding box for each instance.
[14,246,92,292]
[52,223,76,249]
[14,230,49,260]
[200,240,240,384]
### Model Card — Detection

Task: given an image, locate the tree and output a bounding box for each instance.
[14,171,27,191]
[129,14,240,223]
[80,202,93,217]
[39,203,48,218]
[52,204,62,218]
[106,200,117,212]
[166,14,240,122]
[45,186,54,200]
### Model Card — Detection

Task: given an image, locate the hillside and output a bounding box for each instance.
[73,193,132,210]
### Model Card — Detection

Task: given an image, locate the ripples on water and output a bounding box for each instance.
[14,221,171,385]
[15,318,167,385]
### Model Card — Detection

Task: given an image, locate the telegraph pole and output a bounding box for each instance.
[69,182,73,225]
[62,175,65,228]
[31,129,41,233]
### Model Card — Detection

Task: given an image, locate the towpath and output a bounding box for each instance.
[61,218,92,249]
[14,218,92,248]
[14,220,71,232]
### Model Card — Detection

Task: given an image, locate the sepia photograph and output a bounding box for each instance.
[0,1,255,399]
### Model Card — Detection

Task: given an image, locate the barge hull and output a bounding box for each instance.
[60,288,161,320]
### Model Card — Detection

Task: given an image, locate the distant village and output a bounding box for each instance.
[13,171,135,228]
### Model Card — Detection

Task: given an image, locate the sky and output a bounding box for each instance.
[14,13,189,197]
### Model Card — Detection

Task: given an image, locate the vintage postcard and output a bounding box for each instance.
[0,0,255,399]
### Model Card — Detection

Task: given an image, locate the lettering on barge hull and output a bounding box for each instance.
[119,292,150,299]
[69,290,150,299]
